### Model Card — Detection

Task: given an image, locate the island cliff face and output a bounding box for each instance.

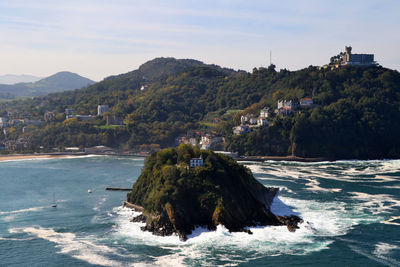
[127,144,301,241]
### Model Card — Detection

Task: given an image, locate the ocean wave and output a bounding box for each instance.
[9,227,133,267]
[348,192,400,215]
[0,206,45,216]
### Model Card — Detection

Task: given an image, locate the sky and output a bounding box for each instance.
[0,0,399,81]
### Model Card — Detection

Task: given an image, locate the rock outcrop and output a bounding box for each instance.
[127,144,302,241]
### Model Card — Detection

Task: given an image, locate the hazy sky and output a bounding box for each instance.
[0,0,399,81]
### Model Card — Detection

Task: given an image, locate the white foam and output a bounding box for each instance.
[374,242,399,258]
[304,178,342,193]
[348,192,400,215]
[381,216,400,226]
[9,227,129,267]
[0,206,45,216]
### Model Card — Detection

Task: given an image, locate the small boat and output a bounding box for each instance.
[51,193,57,208]
[88,189,92,194]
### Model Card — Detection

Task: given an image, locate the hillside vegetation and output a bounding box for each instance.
[1,57,400,159]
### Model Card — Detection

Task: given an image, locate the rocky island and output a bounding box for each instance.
[126,144,302,241]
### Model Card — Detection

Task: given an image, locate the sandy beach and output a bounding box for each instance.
[0,154,76,161]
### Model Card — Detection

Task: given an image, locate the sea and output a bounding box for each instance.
[0,155,399,266]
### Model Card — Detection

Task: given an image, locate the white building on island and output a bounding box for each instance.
[190,157,204,168]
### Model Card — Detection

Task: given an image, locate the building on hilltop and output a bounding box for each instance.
[97,105,109,116]
[342,46,375,66]
[324,46,376,69]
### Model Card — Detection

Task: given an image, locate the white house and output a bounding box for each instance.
[190,157,203,168]
[97,105,109,116]
[240,114,255,125]
[277,100,296,110]
[300,98,313,107]
[260,107,269,118]
[257,118,268,126]
[249,117,258,125]
[233,125,250,135]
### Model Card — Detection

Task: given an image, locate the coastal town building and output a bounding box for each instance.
[257,118,268,127]
[65,108,75,115]
[240,114,253,125]
[249,117,258,125]
[276,107,293,116]
[0,117,8,128]
[4,138,29,150]
[300,98,313,107]
[97,105,109,116]
[66,115,95,121]
[233,125,250,135]
[200,135,223,150]
[277,100,296,110]
[84,145,113,154]
[190,157,203,168]
[259,107,270,118]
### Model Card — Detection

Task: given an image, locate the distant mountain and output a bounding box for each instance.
[0,71,95,99]
[0,74,42,85]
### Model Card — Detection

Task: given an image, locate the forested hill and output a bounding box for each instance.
[1,57,400,160]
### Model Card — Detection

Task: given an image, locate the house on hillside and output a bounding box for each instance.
[241,114,255,125]
[257,117,268,127]
[233,125,250,135]
[300,98,313,107]
[66,115,95,121]
[276,107,293,116]
[200,135,223,150]
[259,107,270,118]
[277,100,297,110]
[97,105,109,116]
[249,117,257,125]
[0,117,8,128]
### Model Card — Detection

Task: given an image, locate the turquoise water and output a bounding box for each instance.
[0,156,400,266]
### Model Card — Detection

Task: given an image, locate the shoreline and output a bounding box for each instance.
[0,152,148,162]
[0,152,396,163]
